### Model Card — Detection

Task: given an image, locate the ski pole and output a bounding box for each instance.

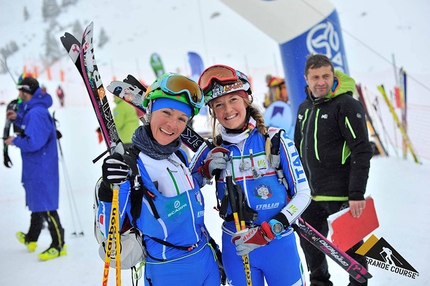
[113,185,122,285]
[58,139,85,236]
[102,144,125,286]
[53,113,84,236]
[225,169,252,286]
[102,183,121,286]
[0,57,17,85]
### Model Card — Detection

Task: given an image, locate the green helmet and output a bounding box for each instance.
[143,73,204,116]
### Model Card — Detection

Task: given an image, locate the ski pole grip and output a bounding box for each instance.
[225,174,237,214]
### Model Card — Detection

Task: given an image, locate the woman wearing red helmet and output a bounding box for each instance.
[191,64,311,286]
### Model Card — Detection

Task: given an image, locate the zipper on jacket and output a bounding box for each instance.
[313,108,320,161]
[166,167,180,195]
[302,107,316,192]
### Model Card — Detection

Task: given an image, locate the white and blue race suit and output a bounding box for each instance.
[98,151,220,285]
[190,120,311,286]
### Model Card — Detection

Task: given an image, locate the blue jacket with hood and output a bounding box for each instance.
[13,88,59,212]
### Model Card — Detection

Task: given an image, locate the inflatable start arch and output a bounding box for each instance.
[220,0,349,138]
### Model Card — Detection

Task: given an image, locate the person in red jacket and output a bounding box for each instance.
[56,85,65,107]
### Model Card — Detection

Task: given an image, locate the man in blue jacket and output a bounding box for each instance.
[5,75,67,261]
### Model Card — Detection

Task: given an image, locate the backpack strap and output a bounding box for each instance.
[174,149,187,165]
[269,128,293,199]
[123,146,160,226]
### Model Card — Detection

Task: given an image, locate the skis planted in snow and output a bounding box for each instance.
[378,85,420,164]
[356,84,389,157]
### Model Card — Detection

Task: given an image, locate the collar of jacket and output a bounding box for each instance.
[305,70,356,105]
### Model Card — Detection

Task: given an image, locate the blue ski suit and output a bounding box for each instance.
[98,149,220,285]
[190,119,311,286]
[12,88,59,212]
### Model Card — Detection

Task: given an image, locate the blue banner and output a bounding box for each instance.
[187,52,204,83]
[187,51,208,116]
[280,10,349,135]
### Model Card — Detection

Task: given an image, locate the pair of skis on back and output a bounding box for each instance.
[60,22,372,284]
[60,23,122,286]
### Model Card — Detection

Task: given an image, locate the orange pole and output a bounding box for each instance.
[47,67,52,80]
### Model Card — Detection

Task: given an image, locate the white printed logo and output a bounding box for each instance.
[174,200,181,208]
[306,21,345,73]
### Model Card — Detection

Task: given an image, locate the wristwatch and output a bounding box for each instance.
[269,219,283,239]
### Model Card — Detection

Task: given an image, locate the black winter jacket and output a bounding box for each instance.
[294,71,373,201]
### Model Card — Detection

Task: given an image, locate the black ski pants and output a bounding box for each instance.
[299,200,368,286]
[26,211,65,248]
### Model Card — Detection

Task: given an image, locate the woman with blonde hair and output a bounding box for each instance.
[190,64,311,286]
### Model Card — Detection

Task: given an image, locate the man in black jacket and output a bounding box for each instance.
[294,54,373,286]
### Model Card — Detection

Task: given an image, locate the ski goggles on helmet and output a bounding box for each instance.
[198,64,251,105]
[143,73,204,116]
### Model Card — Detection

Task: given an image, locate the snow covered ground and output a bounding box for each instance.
[0,105,429,285]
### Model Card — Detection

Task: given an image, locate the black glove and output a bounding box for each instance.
[98,179,113,202]
[102,153,131,185]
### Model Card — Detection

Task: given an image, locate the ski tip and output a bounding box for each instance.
[352,270,372,283]
[124,74,148,93]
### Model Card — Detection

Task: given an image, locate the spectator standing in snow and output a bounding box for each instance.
[263,75,289,108]
[294,54,373,286]
[190,64,311,285]
[5,74,66,261]
[56,85,65,107]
